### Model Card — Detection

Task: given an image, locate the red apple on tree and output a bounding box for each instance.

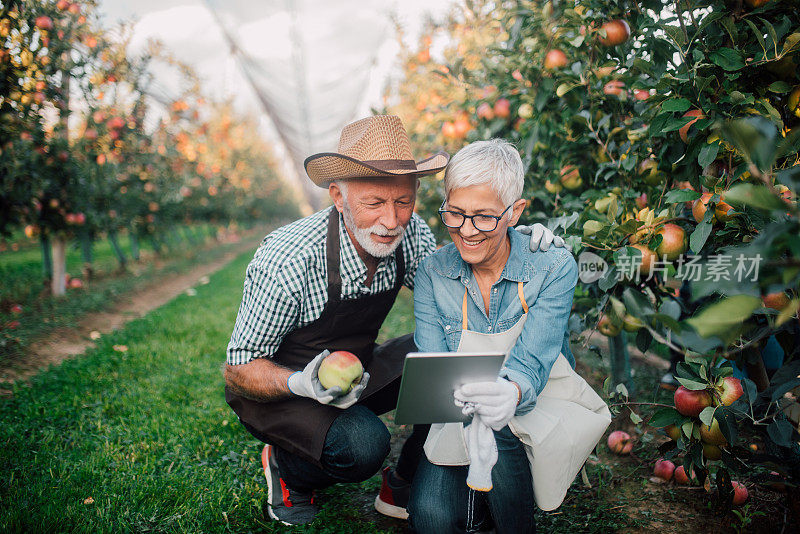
[35,16,53,30]
[679,109,704,143]
[544,49,568,70]
[603,80,626,98]
[476,102,494,120]
[699,418,727,446]
[762,291,791,311]
[597,313,622,337]
[674,386,712,417]
[631,244,657,277]
[714,376,743,406]
[598,19,630,46]
[655,223,687,262]
[494,98,511,119]
[318,351,364,394]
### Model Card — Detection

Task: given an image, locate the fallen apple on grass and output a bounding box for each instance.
[318,351,364,394]
[653,459,675,481]
[674,465,695,485]
[731,481,748,505]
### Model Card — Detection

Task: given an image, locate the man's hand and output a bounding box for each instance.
[516,223,566,252]
[454,378,519,431]
[287,350,370,408]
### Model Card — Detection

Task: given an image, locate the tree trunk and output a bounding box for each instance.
[610,331,634,397]
[107,229,127,270]
[40,233,52,282]
[51,236,67,296]
[129,228,140,261]
[79,228,93,280]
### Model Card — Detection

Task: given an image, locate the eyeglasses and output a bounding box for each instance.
[438,200,513,232]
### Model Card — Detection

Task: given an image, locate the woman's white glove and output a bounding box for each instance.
[515,223,566,252]
[463,415,497,492]
[287,350,370,409]
[454,378,519,431]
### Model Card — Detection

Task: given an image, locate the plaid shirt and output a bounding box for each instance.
[226,208,437,365]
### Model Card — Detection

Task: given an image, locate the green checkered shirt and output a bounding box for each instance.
[226,208,436,365]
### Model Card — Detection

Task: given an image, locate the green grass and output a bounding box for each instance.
[0,225,266,363]
[0,247,680,533]
[0,250,408,533]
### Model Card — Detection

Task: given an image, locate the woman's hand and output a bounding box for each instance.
[454,378,519,431]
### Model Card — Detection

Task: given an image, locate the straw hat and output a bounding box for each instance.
[304,115,449,187]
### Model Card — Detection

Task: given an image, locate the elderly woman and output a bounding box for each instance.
[407,139,579,533]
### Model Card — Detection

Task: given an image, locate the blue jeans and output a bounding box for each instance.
[275,404,429,492]
[408,426,536,534]
[274,405,390,491]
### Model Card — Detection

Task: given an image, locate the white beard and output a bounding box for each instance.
[342,203,405,258]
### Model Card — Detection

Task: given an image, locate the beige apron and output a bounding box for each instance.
[423,282,611,511]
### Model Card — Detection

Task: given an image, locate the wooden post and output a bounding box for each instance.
[610,331,634,397]
[51,236,67,296]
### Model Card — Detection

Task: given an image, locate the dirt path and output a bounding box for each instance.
[0,237,262,394]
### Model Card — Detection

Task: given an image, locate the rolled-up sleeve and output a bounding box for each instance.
[226,263,299,365]
[412,260,449,353]
[502,251,578,414]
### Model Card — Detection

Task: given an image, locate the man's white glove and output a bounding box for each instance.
[454,378,519,431]
[287,350,370,409]
[516,223,566,252]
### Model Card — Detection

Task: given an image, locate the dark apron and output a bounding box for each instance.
[226,207,407,465]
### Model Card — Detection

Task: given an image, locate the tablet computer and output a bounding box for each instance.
[393,352,506,425]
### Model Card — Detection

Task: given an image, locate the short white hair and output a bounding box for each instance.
[443,139,524,208]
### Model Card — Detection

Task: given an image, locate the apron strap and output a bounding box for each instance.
[325,207,342,303]
[517,281,529,313]
[461,281,529,331]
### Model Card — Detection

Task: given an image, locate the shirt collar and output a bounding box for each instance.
[337,211,395,284]
[439,228,532,283]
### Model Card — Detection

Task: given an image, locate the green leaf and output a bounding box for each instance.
[689,215,713,253]
[676,377,707,391]
[781,32,800,56]
[710,48,744,71]
[767,420,794,448]
[630,411,643,425]
[698,141,720,168]
[649,407,682,428]
[661,98,691,112]
[745,19,766,53]
[768,81,792,93]
[718,116,781,170]
[664,189,701,204]
[556,83,579,97]
[583,220,606,237]
[699,406,716,426]
[722,183,788,211]
[685,295,761,340]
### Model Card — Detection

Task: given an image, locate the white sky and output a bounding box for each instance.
[97,0,457,209]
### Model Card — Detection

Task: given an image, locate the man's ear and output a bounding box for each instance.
[329,182,345,213]
[508,199,527,226]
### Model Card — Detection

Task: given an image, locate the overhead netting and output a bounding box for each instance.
[203,0,392,209]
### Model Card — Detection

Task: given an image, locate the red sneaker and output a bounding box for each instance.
[374,466,410,520]
[261,445,318,525]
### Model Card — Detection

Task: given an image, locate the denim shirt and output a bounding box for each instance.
[413,228,578,414]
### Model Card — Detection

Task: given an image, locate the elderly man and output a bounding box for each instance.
[224,115,565,526]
